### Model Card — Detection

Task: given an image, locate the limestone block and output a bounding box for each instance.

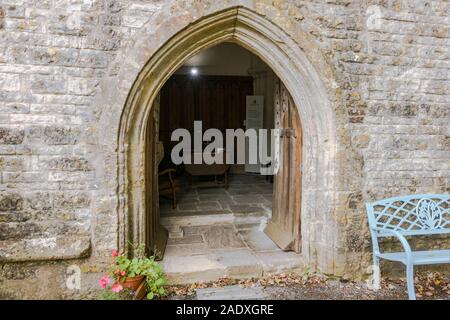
[0,236,91,262]
[0,127,24,144]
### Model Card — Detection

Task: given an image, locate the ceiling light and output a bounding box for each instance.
[190,67,199,76]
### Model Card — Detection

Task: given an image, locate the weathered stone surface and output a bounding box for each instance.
[239,229,280,252]
[53,192,91,209]
[168,234,203,245]
[0,73,20,91]
[162,221,305,284]
[196,285,268,300]
[254,251,305,274]
[0,0,448,299]
[0,127,24,144]
[167,225,184,239]
[203,225,246,249]
[0,193,23,212]
[26,192,52,210]
[0,236,91,262]
[45,156,92,171]
[161,249,263,284]
[30,75,66,94]
[0,156,24,171]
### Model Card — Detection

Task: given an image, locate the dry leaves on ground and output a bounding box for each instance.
[164,271,450,299]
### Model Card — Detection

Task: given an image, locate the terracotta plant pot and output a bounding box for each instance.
[122,275,145,291]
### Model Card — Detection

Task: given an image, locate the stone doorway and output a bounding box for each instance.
[107,6,338,275]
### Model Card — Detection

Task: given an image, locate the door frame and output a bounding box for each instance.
[105,7,338,273]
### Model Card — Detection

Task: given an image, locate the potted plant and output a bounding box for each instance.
[99,244,167,300]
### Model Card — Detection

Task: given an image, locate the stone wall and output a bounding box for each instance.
[0,0,448,298]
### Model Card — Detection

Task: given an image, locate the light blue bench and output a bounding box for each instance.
[366,194,450,300]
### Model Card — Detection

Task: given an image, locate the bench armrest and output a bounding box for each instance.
[372,228,412,261]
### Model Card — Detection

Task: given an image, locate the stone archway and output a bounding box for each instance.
[97,6,339,274]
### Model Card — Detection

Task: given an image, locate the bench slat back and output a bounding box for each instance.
[366,194,450,236]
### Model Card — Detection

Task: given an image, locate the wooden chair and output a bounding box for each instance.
[158,168,181,209]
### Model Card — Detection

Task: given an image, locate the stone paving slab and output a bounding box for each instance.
[197,188,228,195]
[232,195,267,204]
[254,250,305,274]
[196,285,268,300]
[161,174,272,217]
[162,221,304,284]
[177,203,198,211]
[168,234,203,245]
[233,214,268,227]
[167,225,184,238]
[161,214,235,228]
[227,204,268,214]
[160,174,301,285]
[164,243,210,256]
[198,194,233,202]
[197,201,222,210]
[161,248,263,284]
[162,209,233,217]
[239,229,280,252]
[182,225,212,236]
[203,225,246,249]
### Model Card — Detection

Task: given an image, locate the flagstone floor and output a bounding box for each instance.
[160,173,273,217]
[159,174,304,284]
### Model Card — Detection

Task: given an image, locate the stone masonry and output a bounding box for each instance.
[0,1,449,298]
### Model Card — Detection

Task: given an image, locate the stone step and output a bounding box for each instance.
[161,247,305,285]
[160,214,304,286]
[161,249,263,284]
[167,225,184,239]
[161,213,235,228]
[196,285,268,300]
[233,213,268,227]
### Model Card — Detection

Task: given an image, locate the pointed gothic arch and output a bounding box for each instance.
[97,6,339,274]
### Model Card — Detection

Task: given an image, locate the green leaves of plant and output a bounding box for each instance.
[108,243,168,300]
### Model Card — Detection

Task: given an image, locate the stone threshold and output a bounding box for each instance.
[160,212,304,285]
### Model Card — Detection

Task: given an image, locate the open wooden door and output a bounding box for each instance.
[145,94,168,260]
[264,78,302,253]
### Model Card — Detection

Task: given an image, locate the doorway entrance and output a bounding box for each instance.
[144,43,303,282]
[110,7,337,277]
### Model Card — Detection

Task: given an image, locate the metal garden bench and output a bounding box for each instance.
[366,194,450,300]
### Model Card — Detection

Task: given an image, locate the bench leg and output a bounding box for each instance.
[406,263,416,300]
[372,256,380,290]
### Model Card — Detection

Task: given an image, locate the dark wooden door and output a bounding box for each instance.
[264,78,302,252]
[145,94,168,259]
